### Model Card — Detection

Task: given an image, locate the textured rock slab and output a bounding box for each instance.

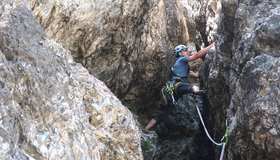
[0,1,142,159]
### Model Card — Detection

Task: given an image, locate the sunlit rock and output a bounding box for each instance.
[28,0,216,107]
[0,1,142,159]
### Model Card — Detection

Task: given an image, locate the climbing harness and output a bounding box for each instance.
[165,81,177,105]
[195,105,229,160]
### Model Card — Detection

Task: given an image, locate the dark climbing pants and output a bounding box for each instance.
[153,82,194,123]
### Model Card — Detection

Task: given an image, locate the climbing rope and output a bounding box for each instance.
[165,81,177,105]
[195,105,229,160]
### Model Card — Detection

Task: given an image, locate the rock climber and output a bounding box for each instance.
[144,42,215,131]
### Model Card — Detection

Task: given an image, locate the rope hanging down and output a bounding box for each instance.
[195,105,229,160]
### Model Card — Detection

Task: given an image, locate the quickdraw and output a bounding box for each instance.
[165,81,177,105]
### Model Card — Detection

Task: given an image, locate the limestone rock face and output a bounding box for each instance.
[28,0,211,106]
[0,1,142,159]
[25,0,223,159]
[188,0,222,43]
[11,0,280,160]
[201,1,280,159]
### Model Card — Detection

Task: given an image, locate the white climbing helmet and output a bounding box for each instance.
[173,44,188,56]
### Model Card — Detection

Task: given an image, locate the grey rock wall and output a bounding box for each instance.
[201,0,280,159]
[0,1,142,159]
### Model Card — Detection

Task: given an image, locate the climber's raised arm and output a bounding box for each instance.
[188,42,215,62]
